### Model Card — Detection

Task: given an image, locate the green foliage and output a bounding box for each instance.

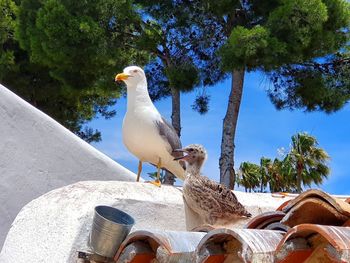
[237,132,330,193]
[269,56,350,113]
[149,0,350,118]
[199,0,350,111]
[220,25,286,70]
[262,157,297,193]
[134,20,162,52]
[190,0,348,188]
[218,0,349,70]
[0,0,149,142]
[267,0,328,57]
[16,0,147,89]
[288,132,330,193]
[238,157,295,193]
[259,157,271,192]
[230,26,270,59]
[136,0,226,111]
[203,0,241,16]
[191,94,210,114]
[165,63,199,92]
[2,0,349,145]
[0,0,17,79]
[266,0,350,111]
[237,162,261,192]
[1,49,112,142]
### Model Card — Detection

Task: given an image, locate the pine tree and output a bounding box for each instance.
[190,0,349,188]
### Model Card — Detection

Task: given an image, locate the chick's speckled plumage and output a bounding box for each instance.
[180,144,251,225]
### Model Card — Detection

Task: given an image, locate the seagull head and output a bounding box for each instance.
[173,144,207,167]
[115,66,146,86]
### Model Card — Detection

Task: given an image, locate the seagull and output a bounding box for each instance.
[174,144,251,225]
[115,66,185,186]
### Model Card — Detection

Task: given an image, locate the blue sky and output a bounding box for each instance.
[90,71,350,195]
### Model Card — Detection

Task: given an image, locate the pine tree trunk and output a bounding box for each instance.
[170,87,181,136]
[219,69,245,189]
[163,87,181,185]
[297,161,303,193]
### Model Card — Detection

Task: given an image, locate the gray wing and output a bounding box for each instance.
[155,117,185,168]
[156,116,182,152]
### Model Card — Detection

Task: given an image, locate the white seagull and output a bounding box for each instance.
[115,66,186,186]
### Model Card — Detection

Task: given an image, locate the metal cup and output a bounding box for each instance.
[89,205,135,258]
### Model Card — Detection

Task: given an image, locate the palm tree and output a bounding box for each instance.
[260,158,285,193]
[259,157,272,192]
[237,162,260,192]
[287,132,330,193]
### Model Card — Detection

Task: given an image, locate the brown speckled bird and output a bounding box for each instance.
[174,144,251,225]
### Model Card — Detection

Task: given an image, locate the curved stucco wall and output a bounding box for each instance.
[0,181,290,263]
[0,84,136,247]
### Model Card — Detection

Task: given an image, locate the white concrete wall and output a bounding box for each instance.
[0,84,137,247]
[0,181,290,263]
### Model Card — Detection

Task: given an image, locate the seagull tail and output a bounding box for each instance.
[167,162,186,181]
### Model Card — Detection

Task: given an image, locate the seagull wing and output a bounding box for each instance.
[198,176,251,217]
[155,117,185,169]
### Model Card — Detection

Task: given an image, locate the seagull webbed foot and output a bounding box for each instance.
[145,179,161,187]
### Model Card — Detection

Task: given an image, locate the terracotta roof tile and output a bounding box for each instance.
[108,189,350,263]
[280,189,350,227]
[191,224,216,233]
[282,189,350,217]
[276,224,350,263]
[281,197,349,227]
[245,211,286,230]
[264,222,290,232]
[195,228,284,263]
[343,219,350,227]
[276,199,292,211]
[346,197,350,204]
[114,230,206,262]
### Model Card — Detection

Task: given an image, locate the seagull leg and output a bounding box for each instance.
[156,158,162,185]
[136,160,142,182]
[148,158,162,187]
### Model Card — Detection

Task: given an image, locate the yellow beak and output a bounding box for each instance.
[115,73,130,82]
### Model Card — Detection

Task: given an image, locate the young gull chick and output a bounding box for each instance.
[174,144,251,225]
[115,66,185,186]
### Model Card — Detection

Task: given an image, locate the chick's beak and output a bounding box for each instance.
[173,149,188,161]
[115,73,130,82]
